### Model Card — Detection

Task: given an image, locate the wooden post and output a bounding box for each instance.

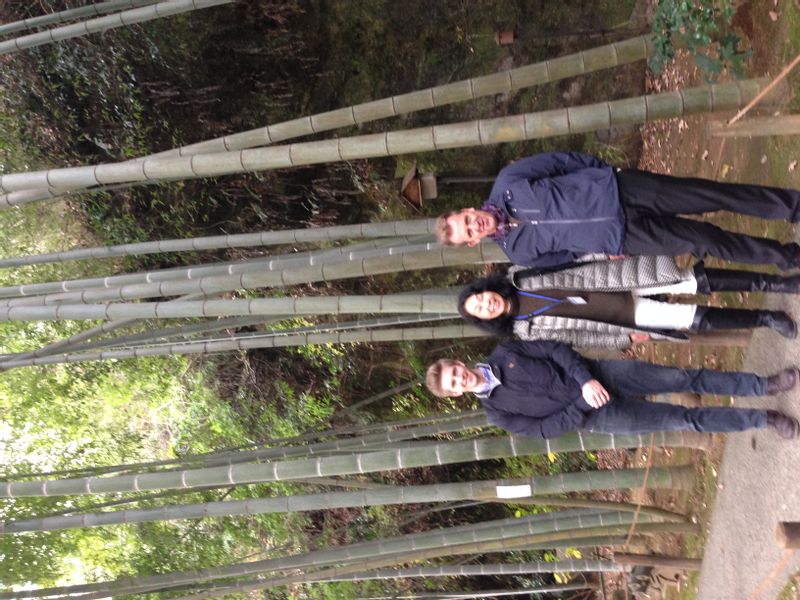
[776,522,800,548]
[612,553,702,570]
[708,115,800,138]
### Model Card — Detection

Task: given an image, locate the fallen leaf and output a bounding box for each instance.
[761,155,768,164]
[701,150,709,160]
[789,160,798,171]
[720,164,732,178]
[769,10,781,20]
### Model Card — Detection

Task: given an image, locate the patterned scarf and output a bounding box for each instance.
[480,202,511,241]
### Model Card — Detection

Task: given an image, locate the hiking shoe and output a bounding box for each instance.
[767,367,800,395]
[766,410,800,440]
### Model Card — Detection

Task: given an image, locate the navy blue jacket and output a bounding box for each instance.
[485,152,625,268]
[481,340,596,439]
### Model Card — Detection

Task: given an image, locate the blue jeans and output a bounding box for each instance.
[582,359,769,434]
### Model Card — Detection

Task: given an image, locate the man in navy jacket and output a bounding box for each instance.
[435,152,800,270]
[425,340,800,440]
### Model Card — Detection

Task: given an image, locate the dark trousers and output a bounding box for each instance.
[617,169,800,269]
[582,359,769,434]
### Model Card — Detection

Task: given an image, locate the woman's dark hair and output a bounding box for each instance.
[457,274,516,336]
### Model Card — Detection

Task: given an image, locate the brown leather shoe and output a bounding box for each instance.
[767,367,800,395]
[767,410,800,440]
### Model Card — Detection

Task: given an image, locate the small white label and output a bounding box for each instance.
[496,484,532,499]
[567,296,587,304]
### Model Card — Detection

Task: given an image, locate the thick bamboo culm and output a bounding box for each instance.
[0,35,654,206]
[0,243,506,308]
[0,36,657,209]
[0,0,233,56]
[0,314,455,365]
[0,237,436,299]
[0,290,211,363]
[305,560,629,582]
[0,293,463,322]
[2,511,649,600]
[146,36,653,159]
[0,510,607,598]
[0,466,693,534]
[338,586,596,600]
[0,0,159,36]
[171,522,696,600]
[0,431,709,498]
[0,79,770,198]
[13,408,489,478]
[0,323,487,370]
[0,220,436,269]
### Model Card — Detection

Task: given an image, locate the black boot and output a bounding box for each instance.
[698,263,800,293]
[691,307,798,339]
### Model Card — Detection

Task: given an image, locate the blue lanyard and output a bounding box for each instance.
[513,290,566,320]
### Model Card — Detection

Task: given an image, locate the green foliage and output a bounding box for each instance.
[650,0,750,79]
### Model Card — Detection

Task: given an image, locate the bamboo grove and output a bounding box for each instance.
[0,2,767,598]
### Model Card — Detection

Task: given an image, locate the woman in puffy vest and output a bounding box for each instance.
[458,256,799,349]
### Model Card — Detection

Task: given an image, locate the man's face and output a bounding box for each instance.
[445,208,497,246]
[463,291,508,320]
[438,360,482,397]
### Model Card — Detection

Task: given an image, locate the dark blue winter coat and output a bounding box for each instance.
[481,340,596,439]
[485,152,625,268]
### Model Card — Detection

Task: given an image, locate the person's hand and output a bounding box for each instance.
[629,332,651,344]
[581,379,610,409]
[608,254,625,260]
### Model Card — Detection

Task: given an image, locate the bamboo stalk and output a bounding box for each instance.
[0,79,771,197]
[0,466,692,534]
[0,291,211,363]
[0,242,505,307]
[0,323,487,370]
[0,238,437,300]
[350,586,597,600]
[0,0,233,56]
[306,559,628,581]
[53,314,451,356]
[0,293,462,322]
[0,432,709,498]
[0,35,654,207]
[1,511,641,599]
[0,0,160,37]
[8,410,487,480]
[506,496,686,522]
[176,522,694,600]
[0,221,435,269]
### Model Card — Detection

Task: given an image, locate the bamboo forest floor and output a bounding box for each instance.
[632,1,800,598]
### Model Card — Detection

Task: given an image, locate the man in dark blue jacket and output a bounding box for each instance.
[425,340,800,439]
[435,152,800,270]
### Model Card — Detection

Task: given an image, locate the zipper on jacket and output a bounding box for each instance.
[525,216,618,225]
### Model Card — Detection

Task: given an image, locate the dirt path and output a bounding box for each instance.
[696,293,800,599]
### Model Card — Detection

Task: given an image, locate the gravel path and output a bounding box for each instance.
[697,293,800,599]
